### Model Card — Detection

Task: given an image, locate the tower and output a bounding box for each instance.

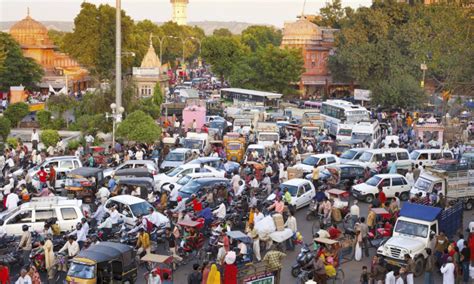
[170,0,189,26]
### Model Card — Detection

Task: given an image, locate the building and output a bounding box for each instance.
[281,16,352,99]
[170,0,188,26]
[9,9,89,92]
[132,36,169,97]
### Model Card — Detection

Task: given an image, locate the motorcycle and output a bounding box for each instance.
[291,243,315,277]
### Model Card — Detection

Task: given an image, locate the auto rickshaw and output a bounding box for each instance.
[334,139,364,156]
[113,177,155,199]
[65,167,105,203]
[66,242,138,284]
[114,168,154,179]
[141,254,173,281]
[223,132,246,162]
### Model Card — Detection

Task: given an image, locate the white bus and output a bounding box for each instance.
[320,100,370,136]
[351,120,382,148]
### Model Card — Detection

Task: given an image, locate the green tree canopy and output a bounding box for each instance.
[201,35,246,82]
[0,32,43,91]
[230,45,304,95]
[40,129,60,148]
[213,28,233,37]
[240,25,282,51]
[47,94,78,118]
[4,102,29,127]
[0,116,11,142]
[313,0,352,29]
[116,110,161,143]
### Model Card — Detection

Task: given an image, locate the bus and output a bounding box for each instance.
[351,120,382,148]
[303,101,322,111]
[320,100,369,136]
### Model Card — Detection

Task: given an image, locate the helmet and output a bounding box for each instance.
[22,225,29,232]
[177,196,182,202]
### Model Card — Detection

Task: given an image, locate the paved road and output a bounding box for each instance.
[169,199,473,284]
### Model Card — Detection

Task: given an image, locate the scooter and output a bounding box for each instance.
[291,243,315,277]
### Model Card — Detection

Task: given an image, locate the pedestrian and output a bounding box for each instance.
[424,248,436,284]
[187,263,203,284]
[413,164,421,181]
[313,253,327,284]
[0,262,10,284]
[358,217,370,258]
[205,263,220,284]
[19,225,32,266]
[440,256,455,284]
[263,245,286,276]
[31,129,39,151]
[284,210,297,250]
[360,265,369,284]
[36,167,48,189]
[15,269,31,284]
[44,236,55,282]
[404,254,415,284]
[460,240,470,283]
[246,222,261,261]
[224,251,238,284]
[435,232,449,266]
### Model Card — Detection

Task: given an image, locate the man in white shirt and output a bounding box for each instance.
[249,176,259,189]
[146,207,166,228]
[169,184,179,203]
[253,208,264,224]
[69,222,88,249]
[349,200,360,229]
[59,236,80,258]
[231,173,241,194]
[5,192,19,211]
[237,240,247,259]
[96,186,110,204]
[135,149,144,160]
[385,270,396,284]
[213,203,226,219]
[15,268,32,284]
[31,128,39,150]
[108,206,121,224]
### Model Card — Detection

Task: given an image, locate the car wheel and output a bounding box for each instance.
[365,194,374,203]
[399,191,409,201]
[414,257,425,277]
[464,199,473,211]
[291,267,300,277]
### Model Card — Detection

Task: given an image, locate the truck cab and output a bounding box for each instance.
[377,202,463,277]
[183,132,210,155]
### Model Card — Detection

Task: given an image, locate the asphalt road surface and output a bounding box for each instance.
[167,199,473,284]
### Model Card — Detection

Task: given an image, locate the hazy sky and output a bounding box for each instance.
[0,0,371,27]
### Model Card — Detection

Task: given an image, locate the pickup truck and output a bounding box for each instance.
[410,159,474,210]
[256,122,279,147]
[377,202,463,277]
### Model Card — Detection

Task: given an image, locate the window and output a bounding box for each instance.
[443,152,453,159]
[380,179,391,187]
[392,177,405,186]
[397,152,409,160]
[386,153,397,161]
[181,169,193,176]
[8,210,32,224]
[57,172,68,180]
[327,157,336,164]
[74,161,80,168]
[60,208,78,220]
[297,187,305,197]
[304,182,312,192]
[61,160,74,169]
[374,154,384,162]
[35,209,56,222]
[418,153,429,160]
[431,153,441,160]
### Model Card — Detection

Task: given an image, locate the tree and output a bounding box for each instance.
[213,28,233,37]
[313,0,350,28]
[4,102,29,127]
[152,82,164,107]
[201,36,246,82]
[241,26,282,52]
[48,30,68,50]
[0,32,43,91]
[47,94,78,127]
[230,45,304,95]
[116,111,161,143]
[40,129,60,148]
[0,116,11,142]
[36,110,52,129]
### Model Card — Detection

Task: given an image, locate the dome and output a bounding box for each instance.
[282,17,322,46]
[10,11,54,48]
[140,40,161,69]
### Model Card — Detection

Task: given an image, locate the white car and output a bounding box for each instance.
[0,197,84,236]
[103,160,159,181]
[162,172,224,192]
[155,164,225,190]
[104,195,169,228]
[352,174,411,203]
[294,154,339,173]
[267,179,315,210]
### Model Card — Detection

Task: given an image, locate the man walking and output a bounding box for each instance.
[31,129,39,151]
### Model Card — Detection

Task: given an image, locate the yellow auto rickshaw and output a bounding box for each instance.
[66,242,138,284]
[223,132,245,162]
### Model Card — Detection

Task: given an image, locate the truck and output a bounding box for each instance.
[256,122,279,147]
[183,132,211,155]
[410,159,474,210]
[377,202,463,277]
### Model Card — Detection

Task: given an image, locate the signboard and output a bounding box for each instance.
[244,275,274,284]
[354,89,371,101]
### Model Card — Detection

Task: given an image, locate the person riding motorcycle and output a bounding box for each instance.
[97,213,113,240]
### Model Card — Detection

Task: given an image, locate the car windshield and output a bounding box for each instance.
[258,133,279,142]
[302,156,320,166]
[365,176,382,187]
[234,120,251,126]
[210,121,224,129]
[338,128,352,136]
[177,175,193,186]
[183,139,203,150]
[302,128,319,137]
[165,152,184,162]
[414,177,432,192]
[320,169,331,179]
[359,152,373,162]
[165,166,184,177]
[340,150,358,160]
[0,207,20,222]
[68,262,95,279]
[180,180,201,194]
[410,151,420,160]
[279,184,298,196]
[228,143,241,150]
[129,202,153,217]
[352,133,372,141]
[395,220,429,238]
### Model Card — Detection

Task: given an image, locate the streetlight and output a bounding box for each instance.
[115,0,122,117]
[150,34,175,65]
[188,36,202,67]
[106,103,125,148]
[169,36,186,65]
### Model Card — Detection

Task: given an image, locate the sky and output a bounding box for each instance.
[0,0,371,27]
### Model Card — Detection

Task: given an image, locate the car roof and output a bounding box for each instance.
[21,197,82,209]
[170,148,191,153]
[373,173,404,178]
[362,148,408,153]
[247,144,265,149]
[122,160,156,165]
[70,167,103,176]
[411,149,453,153]
[328,164,363,169]
[44,155,78,162]
[108,195,148,205]
[282,178,308,186]
[195,177,229,183]
[310,154,336,158]
[188,157,221,164]
[185,172,215,178]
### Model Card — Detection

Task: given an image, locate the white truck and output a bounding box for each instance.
[256,122,279,147]
[377,202,463,277]
[410,160,474,210]
[183,132,211,155]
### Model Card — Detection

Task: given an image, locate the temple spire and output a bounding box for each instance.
[27,7,30,17]
[301,0,306,18]
[149,33,153,48]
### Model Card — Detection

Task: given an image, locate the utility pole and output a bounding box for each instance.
[115,0,122,121]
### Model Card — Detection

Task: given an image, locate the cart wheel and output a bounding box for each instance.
[333,268,345,284]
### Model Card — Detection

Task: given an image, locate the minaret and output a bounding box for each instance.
[170,0,188,26]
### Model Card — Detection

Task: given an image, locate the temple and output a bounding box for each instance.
[9,9,89,92]
[281,16,353,99]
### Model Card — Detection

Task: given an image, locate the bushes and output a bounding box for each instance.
[40,129,60,148]
[4,102,29,127]
[67,139,81,151]
[36,110,52,129]
[0,116,11,141]
[6,137,18,148]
